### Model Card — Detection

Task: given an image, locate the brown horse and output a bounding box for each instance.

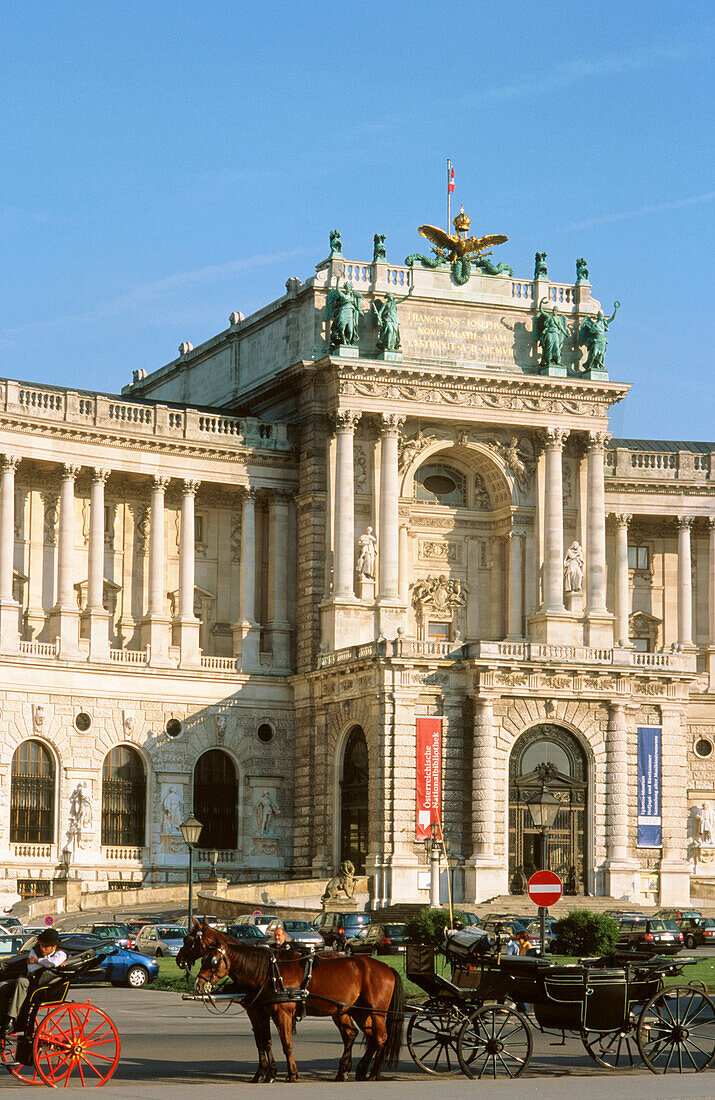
[178,921,404,1082]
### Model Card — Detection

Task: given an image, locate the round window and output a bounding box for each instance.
[257,723,274,744]
[74,712,92,733]
[166,718,183,739]
[694,737,713,759]
[422,474,456,496]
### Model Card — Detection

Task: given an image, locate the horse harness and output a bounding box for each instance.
[201,941,319,1020]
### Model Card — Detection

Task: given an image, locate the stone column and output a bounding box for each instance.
[676,516,694,647]
[267,490,292,671]
[603,701,637,899]
[398,523,410,605]
[543,428,568,611]
[82,468,111,660]
[49,463,81,656]
[378,414,404,601]
[333,410,360,599]
[586,431,610,615]
[708,518,715,683]
[233,487,260,670]
[613,513,632,647]
[464,697,502,901]
[174,479,201,667]
[0,454,20,651]
[140,475,171,663]
[506,529,524,639]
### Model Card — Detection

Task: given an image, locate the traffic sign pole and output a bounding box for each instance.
[527,870,563,955]
[539,906,546,957]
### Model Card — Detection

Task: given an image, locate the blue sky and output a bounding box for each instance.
[0,0,712,439]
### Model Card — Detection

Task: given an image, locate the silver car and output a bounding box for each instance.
[134,924,188,957]
[266,919,324,948]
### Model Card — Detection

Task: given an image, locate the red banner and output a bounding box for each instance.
[415,717,442,840]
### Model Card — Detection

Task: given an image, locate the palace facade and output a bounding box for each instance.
[1,232,713,907]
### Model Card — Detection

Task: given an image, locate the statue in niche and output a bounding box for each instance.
[372,293,402,352]
[474,474,491,509]
[372,233,386,262]
[329,229,342,257]
[326,281,363,349]
[534,251,548,279]
[356,527,377,579]
[576,257,589,283]
[64,782,92,852]
[535,298,568,370]
[694,803,714,845]
[564,541,585,593]
[255,789,280,836]
[579,302,620,372]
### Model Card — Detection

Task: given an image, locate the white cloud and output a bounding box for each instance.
[555,191,715,232]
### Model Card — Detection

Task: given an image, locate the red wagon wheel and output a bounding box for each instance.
[0,1008,52,1085]
[33,1002,120,1087]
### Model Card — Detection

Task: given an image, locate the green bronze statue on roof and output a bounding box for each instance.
[372,293,402,352]
[326,281,363,349]
[579,301,620,372]
[329,229,342,258]
[535,297,568,371]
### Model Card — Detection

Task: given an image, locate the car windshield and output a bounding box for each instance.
[701,919,715,928]
[663,921,681,932]
[97,925,130,936]
[284,922,312,932]
[157,928,186,938]
[647,920,667,931]
[384,926,404,935]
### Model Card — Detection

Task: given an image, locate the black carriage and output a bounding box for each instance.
[405,930,715,1078]
[0,947,121,1087]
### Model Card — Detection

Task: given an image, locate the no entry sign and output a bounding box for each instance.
[527,870,562,908]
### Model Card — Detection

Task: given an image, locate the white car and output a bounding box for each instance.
[134,925,188,957]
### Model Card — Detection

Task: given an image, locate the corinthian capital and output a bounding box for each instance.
[612,512,632,528]
[0,454,20,472]
[587,430,612,451]
[182,479,201,497]
[543,427,569,449]
[92,468,111,485]
[380,413,405,435]
[676,516,694,530]
[151,475,171,494]
[61,463,82,480]
[334,409,361,432]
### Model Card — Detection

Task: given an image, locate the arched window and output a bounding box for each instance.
[340,727,369,874]
[194,750,238,849]
[10,740,54,844]
[101,747,146,847]
[414,464,466,507]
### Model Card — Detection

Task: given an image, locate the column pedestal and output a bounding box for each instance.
[141,615,172,665]
[234,619,260,671]
[174,618,201,668]
[0,600,20,652]
[81,608,110,662]
[658,855,692,905]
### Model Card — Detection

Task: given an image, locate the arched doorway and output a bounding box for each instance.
[509,725,587,895]
[340,727,368,874]
[10,740,55,844]
[194,750,238,849]
[101,746,146,847]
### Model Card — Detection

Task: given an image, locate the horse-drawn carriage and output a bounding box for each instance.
[0,948,120,1087]
[405,928,715,1078]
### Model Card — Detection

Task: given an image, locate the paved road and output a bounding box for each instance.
[3,986,714,1097]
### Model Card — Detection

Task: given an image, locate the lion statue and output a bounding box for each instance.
[321,860,356,903]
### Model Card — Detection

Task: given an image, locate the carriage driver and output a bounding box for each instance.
[0,928,67,1037]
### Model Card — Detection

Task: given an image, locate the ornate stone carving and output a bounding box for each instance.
[255,789,280,836]
[693,803,714,845]
[152,475,171,493]
[334,409,361,432]
[398,429,433,472]
[587,430,611,450]
[487,435,536,488]
[676,516,694,530]
[564,541,584,593]
[544,427,570,449]
[41,492,59,546]
[61,463,81,480]
[380,413,405,434]
[63,782,92,853]
[183,479,201,496]
[160,784,184,854]
[133,504,150,552]
[356,527,377,579]
[410,575,469,637]
[474,473,491,509]
[32,703,46,732]
[353,444,368,491]
[419,540,460,563]
[230,511,241,563]
[0,454,20,472]
[613,513,633,528]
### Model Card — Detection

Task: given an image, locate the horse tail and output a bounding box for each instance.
[384,969,405,1069]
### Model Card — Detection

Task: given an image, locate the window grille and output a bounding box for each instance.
[101,747,146,847]
[10,740,54,844]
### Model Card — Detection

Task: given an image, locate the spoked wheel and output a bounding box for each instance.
[0,1019,47,1085]
[33,1002,120,1087]
[637,985,715,1074]
[581,1022,641,1069]
[406,1002,469,1075]
[457,1004,533,1079]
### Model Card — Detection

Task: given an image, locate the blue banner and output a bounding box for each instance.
[638,727,662,847]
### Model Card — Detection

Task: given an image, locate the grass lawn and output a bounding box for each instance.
[150,951,715,998]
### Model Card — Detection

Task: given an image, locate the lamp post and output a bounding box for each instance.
[209,848,219,880]
[526,784,561,956]
[425,822,442,908]
[445,844,460,927]
[59,847,71,880]
[179,813,203,930]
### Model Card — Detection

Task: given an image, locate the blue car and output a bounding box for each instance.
[20,932,159,988]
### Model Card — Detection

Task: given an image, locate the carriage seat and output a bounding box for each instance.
[499,956,551,975]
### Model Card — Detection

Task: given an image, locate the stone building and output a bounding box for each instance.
[0,227,713,906]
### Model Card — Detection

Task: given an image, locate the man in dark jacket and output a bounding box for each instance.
[0,929,67,1036]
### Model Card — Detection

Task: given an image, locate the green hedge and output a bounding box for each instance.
[551,910,619,956]
[404,907,466,946]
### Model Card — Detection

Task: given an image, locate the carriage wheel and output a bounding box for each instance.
[581,1023,641,1069]
[636,985,715,1074]
[457,1004,532,1079]
[406,1002,469,1075]
[33,1003,120,1087]
[0,1013,50,1085]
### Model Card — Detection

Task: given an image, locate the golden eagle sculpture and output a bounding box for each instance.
[407,207,512,284]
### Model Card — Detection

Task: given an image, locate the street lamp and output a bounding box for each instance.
[525,784,560,956]
[59,847,71,880]
[179,813,203,930]
[424,822,442,908]
[209,848,219,879]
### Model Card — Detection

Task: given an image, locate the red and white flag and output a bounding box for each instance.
[448,163,455,193]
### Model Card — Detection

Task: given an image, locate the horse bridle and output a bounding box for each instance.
[196,942,231,993]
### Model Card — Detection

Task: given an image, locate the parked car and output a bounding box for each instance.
[313,911,371,950]
[344,924,407,956]
[20,932,159,987]
[614,915,683,955]
[679,917,715,949]
[0,934,26,956]
[232,913,278,932]
[456,913,482,927]
[72,922,136,949]
[265,920,325,947]
[0,916,23,931]
[225,924,271,944]
[124,919,160,934]
[522,919,557,954]
[133,924,188,957]
[657,908,704,927]
[479,919,528,947]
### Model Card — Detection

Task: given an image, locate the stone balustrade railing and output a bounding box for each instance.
[1,379,295,452]
[12,844,53,859]
[319,637,688,671]
[102,847,145,861]
[607,445,713,482]
[195,849,235,864]
[200,655,238,672]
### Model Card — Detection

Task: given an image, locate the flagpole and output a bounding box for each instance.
[447,158,451,230]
